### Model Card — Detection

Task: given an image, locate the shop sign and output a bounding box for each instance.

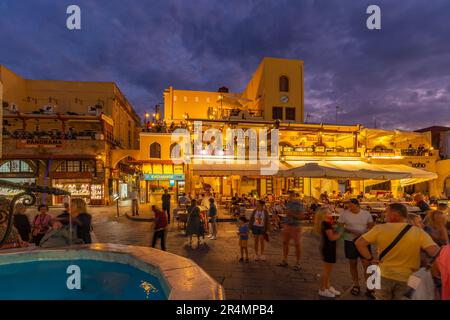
[411,162,426,168]
[143,174,185,181]
[18,139,63,148]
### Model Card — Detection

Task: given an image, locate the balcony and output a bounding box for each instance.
[281,147,361,158]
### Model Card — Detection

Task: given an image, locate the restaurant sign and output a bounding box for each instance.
[18,139,63,148]
[143,174,185,181]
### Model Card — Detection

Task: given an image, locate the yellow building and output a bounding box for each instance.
[164,57,304,123]
[132,57,448,201]
[0,65,141,204]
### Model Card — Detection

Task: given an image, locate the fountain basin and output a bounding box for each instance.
[0,243,225,300]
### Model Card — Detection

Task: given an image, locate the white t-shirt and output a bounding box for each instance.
[254,210,265,227]
[338,209,373,241]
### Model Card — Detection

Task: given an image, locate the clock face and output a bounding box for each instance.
[280,95,289,103]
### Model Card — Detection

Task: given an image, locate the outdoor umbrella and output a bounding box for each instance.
[355,169,412,180]
[279,162,359,179]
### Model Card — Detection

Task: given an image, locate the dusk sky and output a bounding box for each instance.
[1,0,449,130]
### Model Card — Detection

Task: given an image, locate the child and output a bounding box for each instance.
[237,216,249,263]
[314,206,342,298]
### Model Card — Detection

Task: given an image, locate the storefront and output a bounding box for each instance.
[139,162,186,204]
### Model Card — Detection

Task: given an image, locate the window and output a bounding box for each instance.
[56,161,92,172]
[174,95,177,102]
[170,143,181,159]
[150,142,161,158]
[206,97,210,103]
[285,107,296,121]
[183,96,188,102]
[195,97,199,103]
[272,107,283,120]
[0,160,33,173]
[279,76,289,92]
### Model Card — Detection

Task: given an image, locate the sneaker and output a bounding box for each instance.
[318,289,335,298]
[329,287,341,296]
[210,236,217,240]
[259,255,266,261]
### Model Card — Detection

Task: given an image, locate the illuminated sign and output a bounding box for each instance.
[143,174,185,181]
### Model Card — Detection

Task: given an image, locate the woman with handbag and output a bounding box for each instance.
[186,199,203,247]
[249,200,270,261]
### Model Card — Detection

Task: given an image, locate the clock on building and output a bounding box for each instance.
[280,95,289,103]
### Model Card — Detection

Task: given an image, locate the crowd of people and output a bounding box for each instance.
[0,197,93,250]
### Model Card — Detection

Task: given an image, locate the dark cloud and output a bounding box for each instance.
[0,0,449,129]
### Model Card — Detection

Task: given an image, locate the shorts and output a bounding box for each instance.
[282,225,301,245]
[252,226,265,235]
[239,239,248,247]
[344,240,371,260]
[321,243,337,264]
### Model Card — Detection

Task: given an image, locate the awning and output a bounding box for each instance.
[192,159,287,176]
[284,160,437,185]
[279,162,359,179]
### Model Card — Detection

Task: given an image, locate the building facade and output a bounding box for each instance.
[132,57,447,201]
[0,65,141,205]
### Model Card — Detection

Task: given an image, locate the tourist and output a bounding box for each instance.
[178,193,189,208]
[237,216,250,263]
[130,188,139,216]
[71,198,93,244]
[314,207,342,298]
[13,203,31,242]
[31,204,52,245]
[278,191,304,270]
[186,199,203,246]
[249,200,270,261]
[231,193,241,216]
[356,203,440,300]
[151,205,167,251]
[207,198,218,240]
[56,201,70,226]
[357,192,364,201]
[0,222,28,249]
[407,213,425,229]
[437,244,450,300]
[337,198,375,298]
[320,191,328,202]
[423,210,449,246]
[162,189,171,224]
[414,193,431,217]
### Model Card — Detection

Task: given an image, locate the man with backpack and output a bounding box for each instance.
[356,203,440,300]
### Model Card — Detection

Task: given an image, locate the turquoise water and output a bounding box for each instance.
[0,259,167,300]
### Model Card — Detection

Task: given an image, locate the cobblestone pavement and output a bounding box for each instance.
[74,205,370,301]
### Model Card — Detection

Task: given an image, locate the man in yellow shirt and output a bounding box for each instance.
[356,203,439,300]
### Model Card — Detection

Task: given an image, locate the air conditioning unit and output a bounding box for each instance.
[42,105,55,114]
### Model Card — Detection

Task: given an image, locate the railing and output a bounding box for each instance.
[401,149,432,157]
[281,148,360,158]
[365,149,400,158]
[0,180,70,246]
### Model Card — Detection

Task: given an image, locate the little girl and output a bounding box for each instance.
[314,206,342,298]
[237,216,249,263]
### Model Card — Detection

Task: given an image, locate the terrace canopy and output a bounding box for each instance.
[282,160,437,186]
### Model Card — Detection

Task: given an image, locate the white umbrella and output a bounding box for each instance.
[279,162,359,178]
[355,169,412,180]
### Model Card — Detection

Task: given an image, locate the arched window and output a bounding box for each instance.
[279,76,289,92]
[170,143,181,159]
[0,160,33,173]
[150,142,161,158]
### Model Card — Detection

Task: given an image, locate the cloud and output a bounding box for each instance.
[0,0,449,129]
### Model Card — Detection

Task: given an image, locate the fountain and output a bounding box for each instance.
[0,180,225,300]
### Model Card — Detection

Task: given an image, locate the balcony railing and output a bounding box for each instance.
[401,148,433,157]
[281,147,360,158]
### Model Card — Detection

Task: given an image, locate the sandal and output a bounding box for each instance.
[292,265,302,271]
[277,261,289,267]
[245,258,249,263]
[350,285,360,296]
[365,290,376,300]
[239,258,244,263]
